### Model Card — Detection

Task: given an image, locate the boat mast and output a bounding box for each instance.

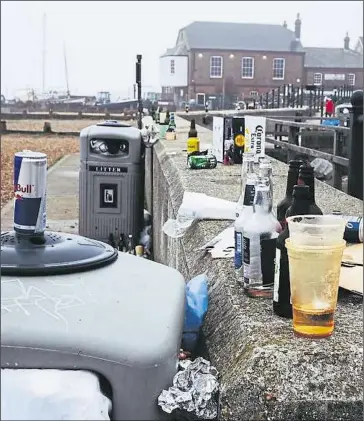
[63,42,70,97]
[42,13,46,94]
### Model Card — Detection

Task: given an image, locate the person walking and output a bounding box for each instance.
[325,96,334,118]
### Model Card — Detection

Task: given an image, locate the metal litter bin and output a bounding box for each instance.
[79,121,145,243]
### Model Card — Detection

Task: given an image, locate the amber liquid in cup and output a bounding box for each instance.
[286,239,346,339]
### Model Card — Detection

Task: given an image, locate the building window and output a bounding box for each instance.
[348,73,356,86]
[170,59,175,75]
[163,87,173,94]
[250,91,258,98]
[272,58,285,80]
[313,73,322,85]
[210,56,223,78]
[241,57,254,79]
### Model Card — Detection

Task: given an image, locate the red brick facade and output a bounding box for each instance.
[187,49,305,100]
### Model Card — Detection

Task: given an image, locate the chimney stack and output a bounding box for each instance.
[294,13,301,39]
[283,21,287,28]
[344,32,350,50]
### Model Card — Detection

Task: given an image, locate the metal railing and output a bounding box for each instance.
[257,84,355,116]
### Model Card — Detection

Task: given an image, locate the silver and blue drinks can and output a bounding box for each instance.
[332,211,363,243]
[13,150,47,235]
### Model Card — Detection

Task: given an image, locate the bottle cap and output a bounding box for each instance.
[299,163,313,175]
[288,159,304,169]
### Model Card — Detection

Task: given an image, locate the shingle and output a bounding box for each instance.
[183,21,303,52]
[303,47,363,68]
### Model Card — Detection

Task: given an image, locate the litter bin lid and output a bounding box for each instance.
[1,231,118,276]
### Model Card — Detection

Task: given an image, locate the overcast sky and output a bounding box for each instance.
[1,1,363,100]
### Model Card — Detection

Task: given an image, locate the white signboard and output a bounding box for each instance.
[244,116,266,162]
[324,74,345,81]
[212,116,225,162]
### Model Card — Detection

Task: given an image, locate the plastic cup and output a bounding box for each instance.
[286,215,347,339]
[287,214,346,246]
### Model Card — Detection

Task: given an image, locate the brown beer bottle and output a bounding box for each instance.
[297,163,323,215]
[276,160,303,230]
[273,185,310,318]
[188,119,198,138]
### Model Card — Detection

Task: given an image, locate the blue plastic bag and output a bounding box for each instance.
[182,272,209,352]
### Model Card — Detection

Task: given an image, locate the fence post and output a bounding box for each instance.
[272,89,275,109]
[287,124,300,162]
[292,86,296,108]
[300,85,304,108]
[265,92,269,109]
[282,84,286,108]
[332,130,344,191]
[347,90,363,199]
[320,86,324,118]
[287,86,291,108]
[278,86,281,108]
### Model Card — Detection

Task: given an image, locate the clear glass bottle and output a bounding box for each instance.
[242,179,279,298]
[236,152,257,219]
[234,152,258,274]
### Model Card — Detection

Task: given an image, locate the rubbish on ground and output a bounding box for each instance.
[1,369,111,420]
[139,209,152,257]
[158,357,219,420]
[183,273,209,353]
[163,192,236,238]
[199,225,235,259]
[310,157,333,180]
[340,243,363,295]
[188,154,217,170]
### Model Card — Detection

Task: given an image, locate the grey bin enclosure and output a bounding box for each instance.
[1,252,186,421]
[79,121,145,243]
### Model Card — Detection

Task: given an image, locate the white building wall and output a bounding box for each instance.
[159,56,188,87]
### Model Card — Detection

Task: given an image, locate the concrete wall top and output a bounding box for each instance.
[145,115,363,421]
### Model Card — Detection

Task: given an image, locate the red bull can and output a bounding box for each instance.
[14,151,47,235]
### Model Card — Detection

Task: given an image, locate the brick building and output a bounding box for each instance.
[159,16,363,106]
[303,34,363,90]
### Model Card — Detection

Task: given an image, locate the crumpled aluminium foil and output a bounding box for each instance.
[158,357,219,419]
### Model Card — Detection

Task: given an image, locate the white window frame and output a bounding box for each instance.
[241,57,254,79]
[170,59,175,75]
[272,58,285,80]
[196,93,206,106]
[348,73,356,86]
[210,56,223,78]
[249,91,258,98]
[313,73,322,86]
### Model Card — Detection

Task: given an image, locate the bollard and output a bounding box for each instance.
[347,90,363,200]
[0,120,7,132]
[43,121,52,133]
[185,104,189,113]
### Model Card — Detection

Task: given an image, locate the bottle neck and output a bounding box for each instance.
[241,159,255,192]
[285,168,299,198]
[254,186,271,214]
[298,174,315,201]
[289,195,311,216]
